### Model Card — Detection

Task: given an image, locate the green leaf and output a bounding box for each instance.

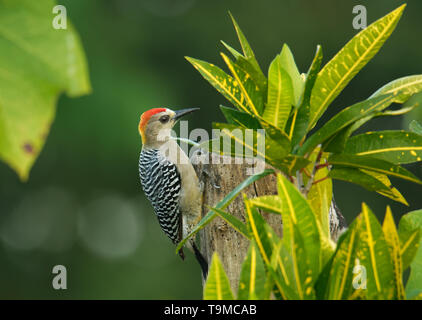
[382,207,406,300]
[308,5,406,129]
[320,218,360,300]
[370,75,422,103]
[410,120,422,135]
[291,45,323,148]
[276,174,321,276]
[175,169,274,253]
[204,253,235,300]
[208,206,250,239]
[343,131,422,164]
[0,0,91,180]
[236,55,268,93]
[279,44,304,107]
[399,210,422,299]
[328,154,422,185]
[219,105,262,129]
[238,240,267,300]
[244,195,274,266]
[299,94,396,156]
[357,203,395,299]
[228,12,265,82]
[263,54,294,130]
[329,168,409,205]
[221,53,264,115]
[269,227,314,300]
[221,40,242,59]
[362,170,409,206]
[185,56,252,114]
[329,167,394,193]
[308,159,332,239]
[249,195,282,215]
[398,210,422,271]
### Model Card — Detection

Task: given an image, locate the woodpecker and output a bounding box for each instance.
[138,107,208,277]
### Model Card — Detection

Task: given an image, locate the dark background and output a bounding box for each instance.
[0,0,421,299]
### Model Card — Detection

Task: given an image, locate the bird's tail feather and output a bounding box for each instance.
[192,242,208,279]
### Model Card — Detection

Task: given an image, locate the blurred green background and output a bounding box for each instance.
[0,0,421,299]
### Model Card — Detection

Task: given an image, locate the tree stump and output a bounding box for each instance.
[192,152,346,293]
[192,152,282,293]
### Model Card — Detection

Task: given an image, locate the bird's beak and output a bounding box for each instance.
[173,108,200,121]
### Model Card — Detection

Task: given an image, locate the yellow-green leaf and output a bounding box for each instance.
[263,54,293,130]
[344,130,422,164]
[309,5,406,129]
[186,56,251,114]
[204,253,235,300]
[0,0,91,180]
[370,75,422,103]
[238,240,267,300]
[382,207,406,300]
[221,53,264,115]
[357,203,395,299]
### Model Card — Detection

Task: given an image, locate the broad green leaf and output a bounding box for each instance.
[176,169,274,253]
[299,94,396,156]
[204,253,235,300]
[208,206,250,239]
[357,203,395,299]
[330,168,409,205]
[228,12,266,83]
[370,75,422,103]
[263,54,293,130]
[328,154,422,185]
[308,162,332,239]
[308,5,406,129]
[238,240,267,300]
[255,116,291,150]
[186,57,252,114]
[270,226,316,300]
[249,195,282,215]
[277,174,321,275]
[382,207,405,300]
[344,131,422,164]
[236,55,268,93]
[219,105,262,129]
[329,167,393,193]
[410,120,422,135]
[321,218,360,300]
[244,195,274,266]
[399,210,422,299]
[0,0,91,180]
[363,170,409,206]
[279,44,304,107]
[398,210,422,271]
[291,45,323,148]
[221,53,264,115]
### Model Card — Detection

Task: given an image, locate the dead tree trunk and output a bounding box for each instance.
[192,152,346,293]
[192,153,282,293]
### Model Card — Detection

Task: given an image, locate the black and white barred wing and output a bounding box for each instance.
[139,149,182,244]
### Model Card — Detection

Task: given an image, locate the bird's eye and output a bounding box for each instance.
[159,115,170,124]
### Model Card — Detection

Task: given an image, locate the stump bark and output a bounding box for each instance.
[192,152,346,293]
[192,152,282,293]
